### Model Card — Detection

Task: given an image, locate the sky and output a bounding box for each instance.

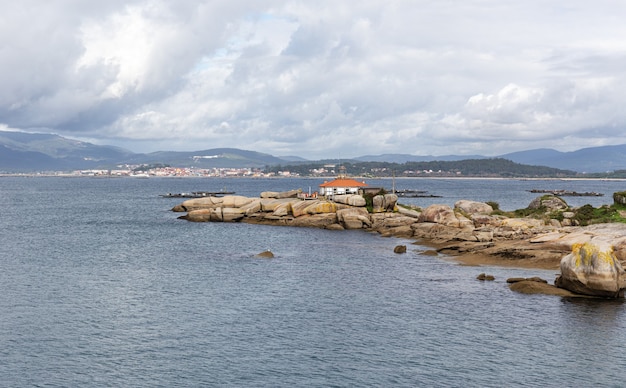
[2,1,626,159]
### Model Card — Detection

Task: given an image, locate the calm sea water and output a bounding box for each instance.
[2,176,626,387]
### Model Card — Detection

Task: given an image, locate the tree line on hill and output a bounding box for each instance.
[264,158,578,178]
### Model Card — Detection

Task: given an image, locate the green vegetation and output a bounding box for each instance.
[581,170,626,179]
[133,163,170,172]
[264,158,577,178]
[572,204,625,226]
[485,201,500,211]
[547,210,565,222]
[492,193,626,226]
[363,189,387,213]
[512,206,547,218]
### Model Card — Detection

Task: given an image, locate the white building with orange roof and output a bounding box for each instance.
[318,177,368,197]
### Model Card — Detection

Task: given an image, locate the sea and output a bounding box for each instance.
[2,176,626,387]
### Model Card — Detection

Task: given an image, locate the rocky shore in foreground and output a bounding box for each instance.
[172,189,626,298]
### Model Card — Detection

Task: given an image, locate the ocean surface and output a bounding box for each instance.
[2,176,626,387]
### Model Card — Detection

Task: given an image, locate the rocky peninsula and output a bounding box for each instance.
[171,189,626,298]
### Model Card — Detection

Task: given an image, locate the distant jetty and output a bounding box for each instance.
[527,189,604,197]
[161,191,235,198]
[394,189,442,198]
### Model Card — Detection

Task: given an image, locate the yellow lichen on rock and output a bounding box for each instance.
[572,242,616,268]
[557,241,626,298]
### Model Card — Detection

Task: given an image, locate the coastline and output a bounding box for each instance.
[409,230,567,271]
[172,190,626,274]
[1,172,626,182]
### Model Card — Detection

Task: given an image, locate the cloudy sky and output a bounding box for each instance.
[2,1,626,159]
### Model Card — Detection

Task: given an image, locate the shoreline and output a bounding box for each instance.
[412,235,566,271]
[173,191,626,273]
[173,190,626,297]
[1,173,626,182]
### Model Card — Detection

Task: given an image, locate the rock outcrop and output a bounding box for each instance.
[394,245,407,254]
[555,242,626,298]
[455,200,493,215]
[172,190,626,297]
[528,195,568,211]
[255,250,274,258]
[508,278,579,297]
[372,194,398,213]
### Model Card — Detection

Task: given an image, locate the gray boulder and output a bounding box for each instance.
[372,194,398,213]
[528,195,568,211]
[455,200,493,215]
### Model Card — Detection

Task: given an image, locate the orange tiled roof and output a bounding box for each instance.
[319,178,368,188]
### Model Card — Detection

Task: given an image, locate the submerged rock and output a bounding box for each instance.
[509,280,579,296]
[255,250,274,258]
[507,277,547,284]
[394,245,407,254]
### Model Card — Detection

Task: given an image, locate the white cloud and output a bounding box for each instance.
[2,0,626,158]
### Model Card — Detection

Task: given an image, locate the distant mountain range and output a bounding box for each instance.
[355,145,626,173]
[1,130,626,173]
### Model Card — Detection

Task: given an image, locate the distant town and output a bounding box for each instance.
[0,163,473,178]
[4,159,626,180]
[19,166,278,178]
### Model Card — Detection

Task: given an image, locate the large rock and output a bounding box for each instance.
[292,200,337,217]
[289,213,338,228]
[528,195,568,211]
[337,208,371,229]
[372,194,398,213]
[418,204,460,227]
[222,208,245,222]
[539,224,626,262]
[370,213,416,229]
[411,222,460,241]
[370,213,417,238]
[260,198,297,212]
[173,196,224,212]
[222,195,256,208]
[555,242,626,298]
[260,189,302,199]
[471,214,506,227]
[397,206,421,218]
[455,200,493,215]
[291,200,317,217]
[271,202,292,217]
[239,199,262,215]
[333,194,367,207]
[180,209,212,222]
[493,218,546,239]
